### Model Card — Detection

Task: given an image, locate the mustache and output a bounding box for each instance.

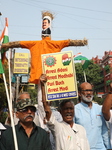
[86,94,92,97]
[24,114,34,120]
[66,113,72,116]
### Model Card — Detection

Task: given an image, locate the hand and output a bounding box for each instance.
[110,83,112,92]
[43,117,47,124]
[40,74,47,85]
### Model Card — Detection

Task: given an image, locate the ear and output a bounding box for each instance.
[59,110,61,113]
[78,91,81,97]
[16,112,19,118]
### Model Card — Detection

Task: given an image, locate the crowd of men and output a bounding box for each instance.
[0,74,112,150]
[0,11,112,150]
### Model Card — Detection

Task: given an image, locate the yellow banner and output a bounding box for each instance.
[13,53,29,74]
[42,51,78,101]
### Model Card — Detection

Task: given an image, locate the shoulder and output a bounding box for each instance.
[75,103,81,107]
[37,126,48,134]
[75,123,85,130]
[20,41,38,46]
[92,103,102,110]
[74,123,87,136]
[75,103,82,110]
[1,126,12,138]
[3,125,10,129]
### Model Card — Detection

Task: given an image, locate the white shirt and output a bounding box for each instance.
[0,123,6,137]
[47,113,90,150]
[108,110,112,148]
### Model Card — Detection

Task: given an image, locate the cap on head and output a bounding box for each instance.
[16,92,36,110]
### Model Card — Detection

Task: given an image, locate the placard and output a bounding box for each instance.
[42,51,78,101]
[13,53,29,74]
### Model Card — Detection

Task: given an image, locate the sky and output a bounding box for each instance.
[0,0,112,59]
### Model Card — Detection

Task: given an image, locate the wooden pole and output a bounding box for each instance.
[2,73,18,150]
[83,70,87,82]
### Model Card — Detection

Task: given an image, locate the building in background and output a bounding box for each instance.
[92,50,112,97]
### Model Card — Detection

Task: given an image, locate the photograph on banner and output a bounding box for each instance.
[13,53,29,74]
[42,51,78,101]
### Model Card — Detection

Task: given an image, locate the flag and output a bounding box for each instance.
[0,18,9,64]
[73,52,90,70]
[0,53,4,74]
[74,52,88,61]
[82,60,90,70]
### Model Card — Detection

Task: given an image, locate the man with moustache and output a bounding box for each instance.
[0,92,52,150]
[42,18,51,36]
[75,82,111,150]
[40,74,90,150]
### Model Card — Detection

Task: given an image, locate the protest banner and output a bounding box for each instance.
[13,53,29,74]
[42,51,78,101]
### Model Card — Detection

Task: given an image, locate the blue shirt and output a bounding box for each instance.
[75,102,111,150]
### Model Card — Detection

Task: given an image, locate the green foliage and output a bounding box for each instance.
[75,60,103,87]
[0,111,8,124]
[86,60,103,85]
[75,63,85,84]
[93,95,104,105]
[0,65,9,111]
[0,83,8,110]
[27,86,38,104]
[0,64,9,122]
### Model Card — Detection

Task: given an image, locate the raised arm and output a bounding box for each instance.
[102,83,112,121]
[1,41,21,50]
[69,38,88,46]
[40,74,52,121]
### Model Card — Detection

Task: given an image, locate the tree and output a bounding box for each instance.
[0,64,9,123]
[75,60,103,87]
[75,62,84,84]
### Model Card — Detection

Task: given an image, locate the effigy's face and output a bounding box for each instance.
[42,19,50,30]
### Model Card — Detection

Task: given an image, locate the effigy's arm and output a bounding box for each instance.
[69,38,88,46]
[1,41,21,50]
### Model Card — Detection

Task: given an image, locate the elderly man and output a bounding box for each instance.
[0,92,52,150]
[75,82,111,150]
[102,83,112,149]
[40,74,90,150]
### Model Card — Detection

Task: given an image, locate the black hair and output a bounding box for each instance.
[59,99,74,111]
[43,18,50,23]
[78,84,82,92]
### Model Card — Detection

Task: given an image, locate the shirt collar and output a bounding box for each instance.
[72,123,79,133]
[62,121,78,133]
[81,101,93,107]
[17,121,37,131]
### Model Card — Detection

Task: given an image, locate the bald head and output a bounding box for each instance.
[80,82,92,91]
[79,82,93,104]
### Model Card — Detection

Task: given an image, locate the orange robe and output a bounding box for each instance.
[20,37,70,84]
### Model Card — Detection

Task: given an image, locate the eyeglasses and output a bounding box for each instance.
[18,107,36,113]
[81,89,93,92]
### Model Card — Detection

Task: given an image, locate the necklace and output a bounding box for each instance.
[26,128,33,137]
